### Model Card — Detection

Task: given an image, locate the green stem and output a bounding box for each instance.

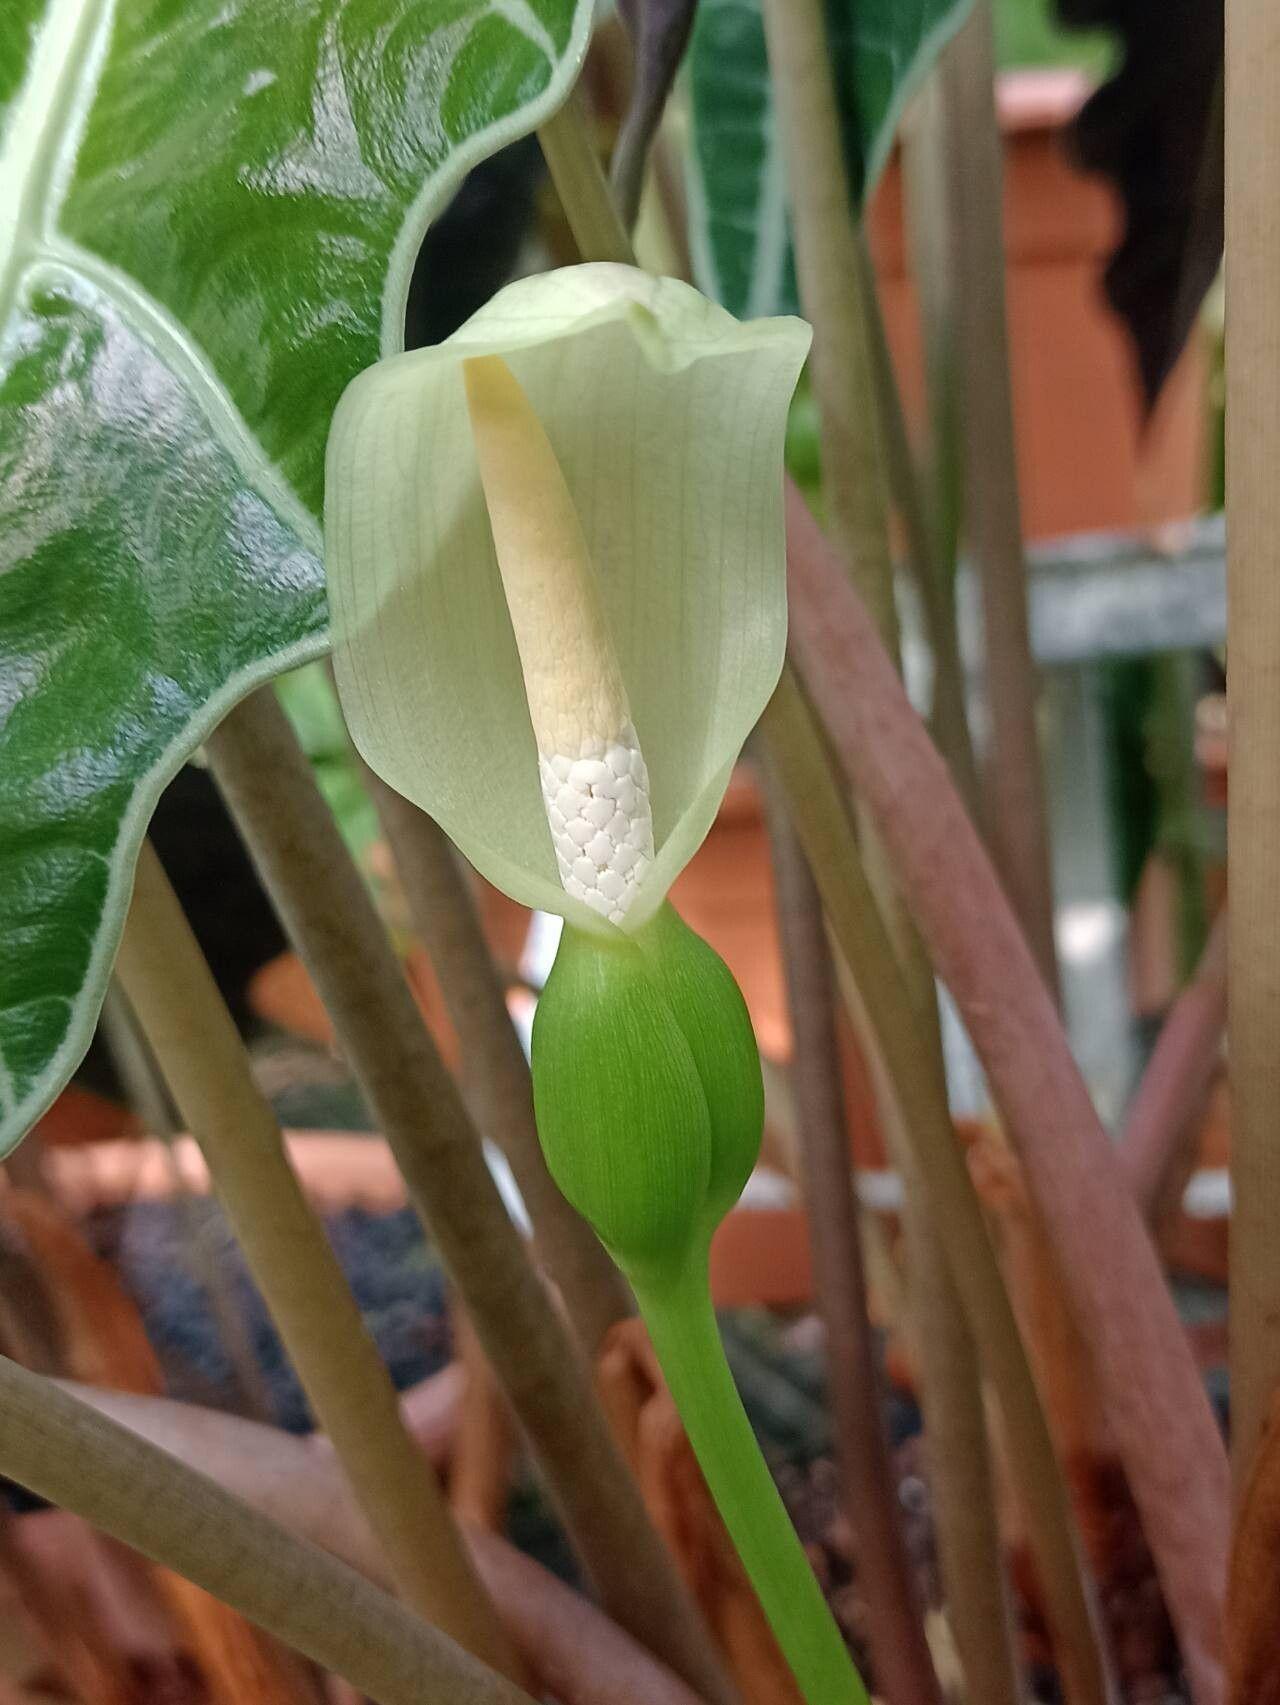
[635,1252,870,1705]
[854,230,982,826]
[538,89,635,265]
[939,4,1059,998]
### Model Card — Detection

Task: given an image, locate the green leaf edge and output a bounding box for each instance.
[683,0,976,316]
[5,629,329,1153]
[1,0,595,1152]
[376,0,595,362]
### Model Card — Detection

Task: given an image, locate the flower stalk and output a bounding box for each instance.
[469,390,866,1695]
[336,126,863,1701]
[641,1252,869,1704]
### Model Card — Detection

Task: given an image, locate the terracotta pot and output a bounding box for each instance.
[867,70,1206,541]
[710,1206,814,1310]
[37,1085,140,1148]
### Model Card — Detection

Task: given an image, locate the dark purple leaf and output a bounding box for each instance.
[1058,0,1223,411]
[612,0,700,226]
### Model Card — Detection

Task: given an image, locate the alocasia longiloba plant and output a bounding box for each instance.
[0,3,1060,1699]
[0,0,985,1217]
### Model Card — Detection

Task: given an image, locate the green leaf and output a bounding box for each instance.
[685,0,974,317]
[0,0,590,1152]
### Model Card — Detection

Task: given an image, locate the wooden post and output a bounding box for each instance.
[1226,0,1280,1488]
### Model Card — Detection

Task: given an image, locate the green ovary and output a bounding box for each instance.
[530,903,763,1281]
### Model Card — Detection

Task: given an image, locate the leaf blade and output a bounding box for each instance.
[0,0,591,1152]
[685,0,974,318]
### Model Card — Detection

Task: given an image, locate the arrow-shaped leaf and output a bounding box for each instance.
[685,0,973,318]
[0,0,590,1152]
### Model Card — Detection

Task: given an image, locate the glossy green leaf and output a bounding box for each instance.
[685,0,974,317]
[0,0,591,1152]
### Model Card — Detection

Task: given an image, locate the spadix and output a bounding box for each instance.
[462,354,655,926]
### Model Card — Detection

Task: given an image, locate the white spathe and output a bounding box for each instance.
[325,263,810,934]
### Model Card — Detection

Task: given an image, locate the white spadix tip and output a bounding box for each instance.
[464,354,655,926]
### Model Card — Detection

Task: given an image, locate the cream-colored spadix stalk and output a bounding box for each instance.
[325,264,810,936]
[463,356,654,926]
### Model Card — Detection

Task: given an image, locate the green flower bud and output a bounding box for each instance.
[531,902,764,1284]
[632,903,764,1230]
